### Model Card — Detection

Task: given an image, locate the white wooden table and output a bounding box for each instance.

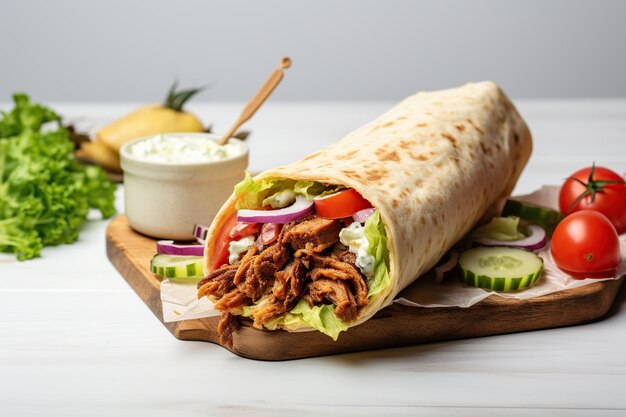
[1,100,626,416]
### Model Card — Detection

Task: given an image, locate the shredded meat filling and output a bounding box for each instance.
[197,264,238,299]
[247,296,290,328]
[297,249,369,308]
[335,250,357,267]
[237,243,289,301]
[217,312,238,348]
[272,259,307,307]
[303,278,358,322]
[214,288,251,312]
[199,215,374,342]
[233,245,258,285]
[282,217,343,252]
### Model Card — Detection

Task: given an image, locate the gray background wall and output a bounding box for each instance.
[2,0,625,102]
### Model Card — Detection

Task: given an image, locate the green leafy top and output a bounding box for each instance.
[565,162,626,213]
[0,93,116,261]
[164,82,204,112]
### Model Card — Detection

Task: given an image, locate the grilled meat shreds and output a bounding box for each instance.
[272,259,307,306]
[198,214,374,341]
[233,245,258,285]
[282,217,343,252]
[336,250,357,266]
[248,296,290,328]
[298,250,369,308]
[214,288,251,312]
[303,278,359,322]
[197,264,238,299]
[237,243,289,301]
[217,312,238,348]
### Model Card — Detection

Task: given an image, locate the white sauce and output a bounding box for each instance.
[339,222,375,278]
[228,236,255,264]
[262,189,296,208]
[128,134,245,164]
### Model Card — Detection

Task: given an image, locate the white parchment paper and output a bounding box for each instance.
[161,186,626,322]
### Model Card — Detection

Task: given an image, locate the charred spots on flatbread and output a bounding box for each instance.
[337,150,358,160]
[375,148,401,162]
[302,151,322,162]
[365,169,386,182]
[455,124,466,132]
[441,132,459,149]
[449,155,462,167]
[398,139,415,150]
[409,152,430,162]
[341,168,363,180]
[372,120,395,131]
[416,122,429,128]
[466,118,485,135]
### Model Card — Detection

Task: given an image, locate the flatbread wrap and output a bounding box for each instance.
[197,81,532,345]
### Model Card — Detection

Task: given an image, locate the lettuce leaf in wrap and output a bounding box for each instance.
[364,210,391,298]
[234,172,343,209]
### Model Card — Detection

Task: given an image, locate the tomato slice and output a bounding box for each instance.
[314,189,372,219]
[260,223,282,245]
[210,212,238,271]
[229,222,260,239]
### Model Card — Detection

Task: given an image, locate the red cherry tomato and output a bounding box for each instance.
[210,213,238,271]
[260,223,282,245]
[229,222,260,240]
[314,189,372,219]
[550,210,621,278]
[559,165,626,234]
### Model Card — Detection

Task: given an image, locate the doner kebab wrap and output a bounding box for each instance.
[197,81,532,346]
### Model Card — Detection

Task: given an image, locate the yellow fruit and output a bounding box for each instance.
[96,104,204,151]
[76,138,122,173]
[95,82,206,152]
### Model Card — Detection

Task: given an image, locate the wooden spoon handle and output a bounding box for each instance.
[219,57,291,145]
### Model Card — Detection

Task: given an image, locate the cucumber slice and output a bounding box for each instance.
[502,199,563,236]
[458,247,543,291]
[150,254,204,279]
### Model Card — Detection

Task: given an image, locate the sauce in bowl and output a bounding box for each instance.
[120,133,248,240]
[127,134,246,164]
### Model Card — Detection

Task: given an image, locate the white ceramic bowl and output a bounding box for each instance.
[120,133,248,240]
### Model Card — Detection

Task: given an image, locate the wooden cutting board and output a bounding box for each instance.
[106,215,624,361]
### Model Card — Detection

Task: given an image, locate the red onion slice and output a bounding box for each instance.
[157,240,205,256]
[193,224,210,244]
[475,224,547,252]
[434,250,459,283]
[353,208,376,224]
[237,196,314,224]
